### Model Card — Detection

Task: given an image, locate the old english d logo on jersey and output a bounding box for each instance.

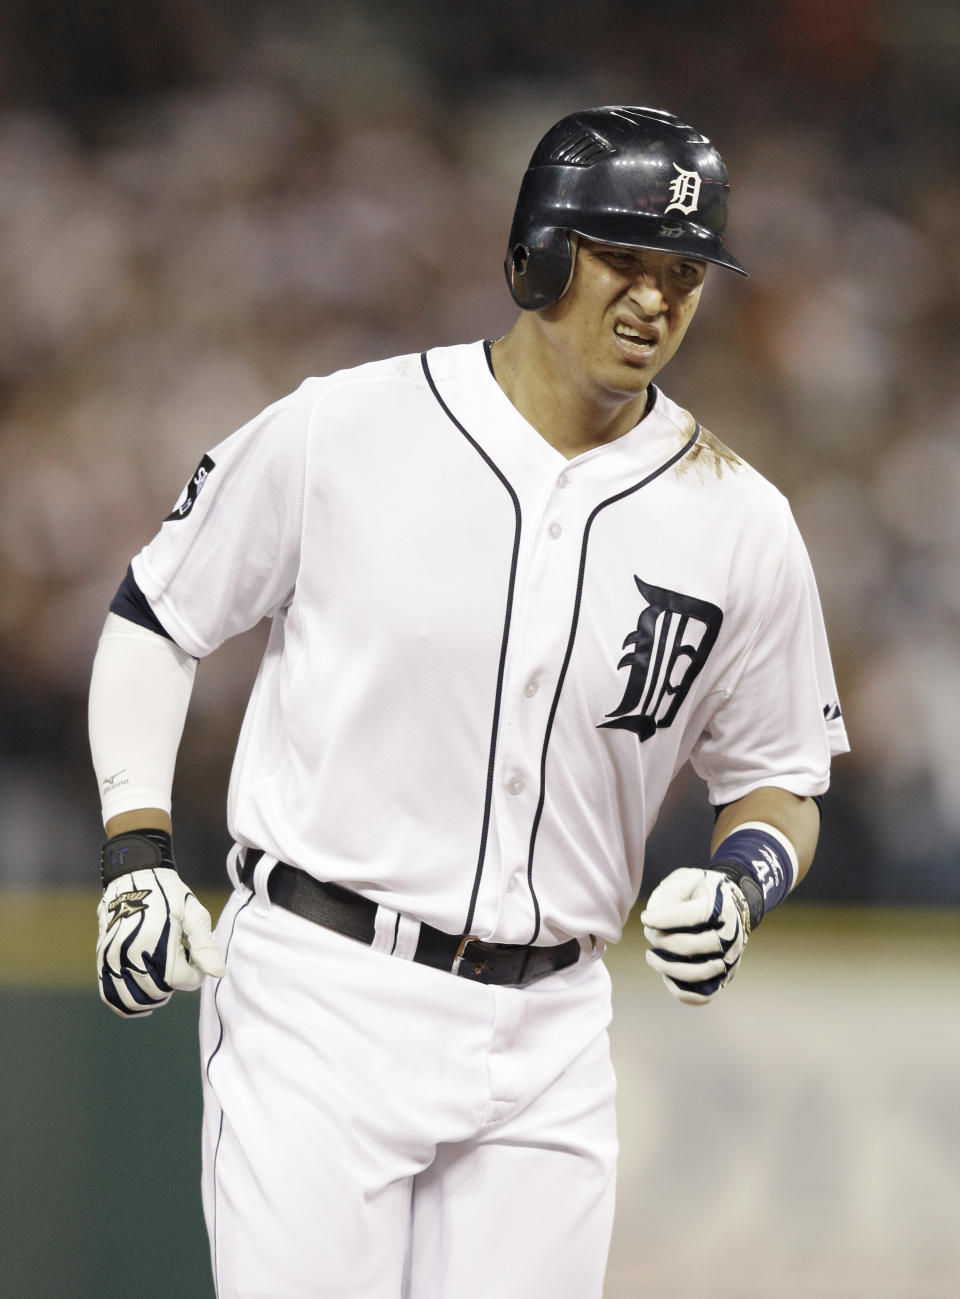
[164,454,216,521]
[600,577,723,743]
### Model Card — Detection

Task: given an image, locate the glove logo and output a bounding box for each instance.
[105,889,151,932]
[665,165,702,215]
[599,576,723,743]
[164,454,216,522]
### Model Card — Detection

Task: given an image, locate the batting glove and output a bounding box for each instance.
[97,830,225,1018]
[639,867,752,1006]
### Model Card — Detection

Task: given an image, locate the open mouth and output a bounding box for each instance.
[614,322,658,348]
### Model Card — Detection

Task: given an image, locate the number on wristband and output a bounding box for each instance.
[709,821,798,915]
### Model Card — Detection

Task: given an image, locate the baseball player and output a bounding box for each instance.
[90,106,848,1298]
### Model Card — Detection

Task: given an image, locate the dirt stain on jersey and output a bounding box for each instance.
[674,411,742,479]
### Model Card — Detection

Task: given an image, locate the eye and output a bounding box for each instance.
[599,249,636,269]
[672,261,705,285]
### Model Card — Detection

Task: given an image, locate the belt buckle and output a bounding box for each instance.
[451,934,479,977]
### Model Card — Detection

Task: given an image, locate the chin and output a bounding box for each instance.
[606,364,655,395]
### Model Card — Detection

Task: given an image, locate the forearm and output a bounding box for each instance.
[641,786,822,1005]
[89,612,196,830]
[711,786,820,885]
[91,616,225,1015]
[105,808,173,837]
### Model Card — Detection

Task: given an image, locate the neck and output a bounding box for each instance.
[489,321,652,459]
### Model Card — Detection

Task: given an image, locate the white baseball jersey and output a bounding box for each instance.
[132,340,848,947]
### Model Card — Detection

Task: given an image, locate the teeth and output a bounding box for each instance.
[616,324,653,342]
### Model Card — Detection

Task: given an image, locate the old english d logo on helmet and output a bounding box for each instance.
[505,106,748,311]
[599,576,723,743]
[665,164,703,216]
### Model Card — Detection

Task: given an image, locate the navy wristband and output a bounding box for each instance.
[708,822,798,927]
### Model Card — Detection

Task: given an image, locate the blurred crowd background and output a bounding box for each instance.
[1,0,958,902]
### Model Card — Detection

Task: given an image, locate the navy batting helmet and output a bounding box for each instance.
[505,106,747,311]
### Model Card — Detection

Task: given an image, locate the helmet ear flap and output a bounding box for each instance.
[504,227,575,311]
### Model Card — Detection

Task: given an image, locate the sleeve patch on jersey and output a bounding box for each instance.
[164,454,216,522]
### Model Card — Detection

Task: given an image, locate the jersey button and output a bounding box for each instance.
[548,521,562,539]
[507,874,520,893]
[507,776,525,796]
[524,680,539,697]
[557,473,569,489]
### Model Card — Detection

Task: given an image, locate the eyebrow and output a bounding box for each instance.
[592,245,706,268]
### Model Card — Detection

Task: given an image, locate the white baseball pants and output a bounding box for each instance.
[199,874,618,1299]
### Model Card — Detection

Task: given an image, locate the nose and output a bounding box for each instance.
[627,269,666,317]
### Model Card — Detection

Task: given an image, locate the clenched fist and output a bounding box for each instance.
[97,831,225,1017]
[640,867,751,1006]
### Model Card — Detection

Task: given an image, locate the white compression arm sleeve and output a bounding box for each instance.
[89,612,198,825]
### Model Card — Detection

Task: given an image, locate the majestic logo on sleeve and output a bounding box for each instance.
[599,576,723,743]
[664,165,702,215]
[164,454,216,521]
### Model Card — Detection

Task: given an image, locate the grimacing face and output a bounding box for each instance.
[537,236,708,401]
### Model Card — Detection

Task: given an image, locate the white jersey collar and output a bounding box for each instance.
[422,340,700,483]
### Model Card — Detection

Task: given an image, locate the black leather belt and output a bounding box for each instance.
[239,850,582,987]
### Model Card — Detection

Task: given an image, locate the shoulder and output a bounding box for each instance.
[294,343,489,422]
[657,391,791,518]
[297,349,427,407]
[210,352,433,461]
[651,393,805,592]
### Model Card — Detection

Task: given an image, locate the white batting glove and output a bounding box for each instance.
[97,832,225,1018]
[639,867,751,1006]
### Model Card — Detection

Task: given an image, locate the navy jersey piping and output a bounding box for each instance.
[482,338,496,376]
[420,351,523,937]
[524,420,703,943]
